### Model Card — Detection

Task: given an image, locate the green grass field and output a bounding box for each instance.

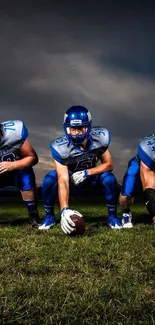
[0,201,155,325]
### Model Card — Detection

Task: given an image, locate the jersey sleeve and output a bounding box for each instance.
[103,129,111,147]
[92,127,111,148]
[138,136,155,171]
[21,122,28,142]
[50,143,65,165]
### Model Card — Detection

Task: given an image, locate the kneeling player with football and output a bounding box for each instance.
[39,105,121,233]
[119,133,155,228]
[0,120,40,227]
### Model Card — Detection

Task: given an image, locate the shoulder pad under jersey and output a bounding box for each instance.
[0,120,28,148]
[91,127,111,147]
[138,134,155,170]
[50,135,70,164]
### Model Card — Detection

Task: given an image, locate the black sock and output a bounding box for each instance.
[122,208,130,214]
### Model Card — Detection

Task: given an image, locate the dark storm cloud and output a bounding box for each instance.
[0,1,155,180]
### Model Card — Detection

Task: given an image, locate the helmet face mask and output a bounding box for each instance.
[63,106,92,146]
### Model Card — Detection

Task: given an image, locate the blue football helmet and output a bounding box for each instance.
[63,105,92,146]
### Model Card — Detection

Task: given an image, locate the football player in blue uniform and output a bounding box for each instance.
[119,134,155,228]
[0,120,40,227]
[39,105,121,232]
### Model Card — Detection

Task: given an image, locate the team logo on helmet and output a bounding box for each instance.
[64,113,68,123]
[87,111,92,122]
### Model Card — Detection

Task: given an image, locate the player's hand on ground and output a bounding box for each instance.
[0,161,16,174]
[70,170,89,185]
[60,207,82,234]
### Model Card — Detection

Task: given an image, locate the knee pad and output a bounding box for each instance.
[143,188,155,217]
[17,168,36,191]
[42,172,58,191]
[100,172,117,186]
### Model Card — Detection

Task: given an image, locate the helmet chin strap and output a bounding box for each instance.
[80,137,88,149]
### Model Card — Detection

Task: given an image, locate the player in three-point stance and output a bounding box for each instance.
[0,120,40,227]
[119,134,155,228]
[39,105,121,233]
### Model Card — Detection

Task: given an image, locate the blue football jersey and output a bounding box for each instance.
[50,127,110,172]
[0,120,28,162]
[138,134,155,171]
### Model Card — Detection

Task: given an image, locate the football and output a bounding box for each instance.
[69,214,86,236]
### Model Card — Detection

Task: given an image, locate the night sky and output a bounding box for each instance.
[0,1,155,183]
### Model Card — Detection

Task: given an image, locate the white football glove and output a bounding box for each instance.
[60,208,83,234]
[71,169,89,186]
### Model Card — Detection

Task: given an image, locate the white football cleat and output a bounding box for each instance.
[38,215,56,230]
[122,212,133,228]
[108,217,122,229]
